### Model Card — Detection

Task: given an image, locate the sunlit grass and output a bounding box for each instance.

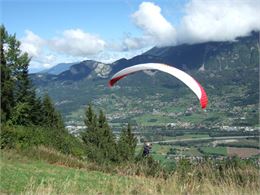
[1,148,259,195]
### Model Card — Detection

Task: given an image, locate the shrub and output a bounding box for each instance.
[0,125,85,158]
[1,125,45,149]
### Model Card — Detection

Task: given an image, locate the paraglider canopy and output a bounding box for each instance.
[109,63,208,109]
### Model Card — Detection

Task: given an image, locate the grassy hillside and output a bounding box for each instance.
[1,148,259,195]
[1,150,142,194]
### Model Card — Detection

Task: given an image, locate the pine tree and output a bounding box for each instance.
[117,123,137,162]
[0,25,42,126]
[98,110,117,162]
[84,104,98,133]
[82,104,99,145]
[10,85,43,126]
[82,104,101,161]
[0,26,81,156]
[126,123,137,159]
[0,25,14,123]
[30,95,44,125]
[42,94,64,129]
[117,128,129,161]
[7,33,34,126]
[82,105,118,163]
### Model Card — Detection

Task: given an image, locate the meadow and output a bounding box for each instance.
[1,147,259,195]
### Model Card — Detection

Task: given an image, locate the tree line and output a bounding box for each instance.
[0,25,137,164]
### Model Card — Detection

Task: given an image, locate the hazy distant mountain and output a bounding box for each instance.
[40,62,77,75]
[34,31,258,82]
[31,32,259,128]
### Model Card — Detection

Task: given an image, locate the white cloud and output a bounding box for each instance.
[129,0,260,47]
[28,54,58,73]
[114,35,150,51]
[122,36,146,50]
[50,29,106,57]
[94,47,152,63]
[20,29,107,72]
[20,30,57,72]
[178,0,260,44]
[131,2,177,47]
[20,30,45,57]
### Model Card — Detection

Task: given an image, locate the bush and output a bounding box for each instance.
[1,125,45,149]
[0,125,85,158]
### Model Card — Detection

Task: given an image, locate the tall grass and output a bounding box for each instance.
[1,148,259,194]
[22,146,88,169]
[20,171,259,195]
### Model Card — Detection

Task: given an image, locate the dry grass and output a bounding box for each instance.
[19,159,260,195]
[20,172,260,195]
[1,148,260,195]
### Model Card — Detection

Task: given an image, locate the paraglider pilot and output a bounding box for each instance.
[142,142,152,157]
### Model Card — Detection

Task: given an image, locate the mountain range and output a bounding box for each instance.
[40,62,78,75]
[31,32,259,129]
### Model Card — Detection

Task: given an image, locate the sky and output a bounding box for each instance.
[1,0,260,73]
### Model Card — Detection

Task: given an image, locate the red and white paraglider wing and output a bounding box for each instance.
[109,63,208,109]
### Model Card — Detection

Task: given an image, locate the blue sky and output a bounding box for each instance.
[1,0,185,38]
[1,0,259,72]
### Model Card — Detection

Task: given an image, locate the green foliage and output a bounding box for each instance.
[10,102,33,126]
[30,95,45,125]
[46,127,85,157]
[1,25,14,123]
[42,94,64,129]
[0,125,85,157]
[0,125,46,149]
[135,156,168,178]
[84,104,98,131]
[117,123,137,162]
[82,105,117,163]
[82,106,139,164]
[0,25,76,158]
[0,25,44,126]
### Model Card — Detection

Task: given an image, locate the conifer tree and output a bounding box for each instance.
[82,104,99,145]
[126,123,137,159]
[28,91,44,125]
[10,81,37,126]
[117,123,137,162]
[82,105,118,163]
[0,25,14,123]
[0,25,42,126]
[0,26,81,155]
[7,33,34,125]
[42,94,64,129]
[98,110,117,162]
[82,104,101,161]
[84,104,98,132]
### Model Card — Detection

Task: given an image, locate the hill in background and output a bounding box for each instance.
[31,32,259,130]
